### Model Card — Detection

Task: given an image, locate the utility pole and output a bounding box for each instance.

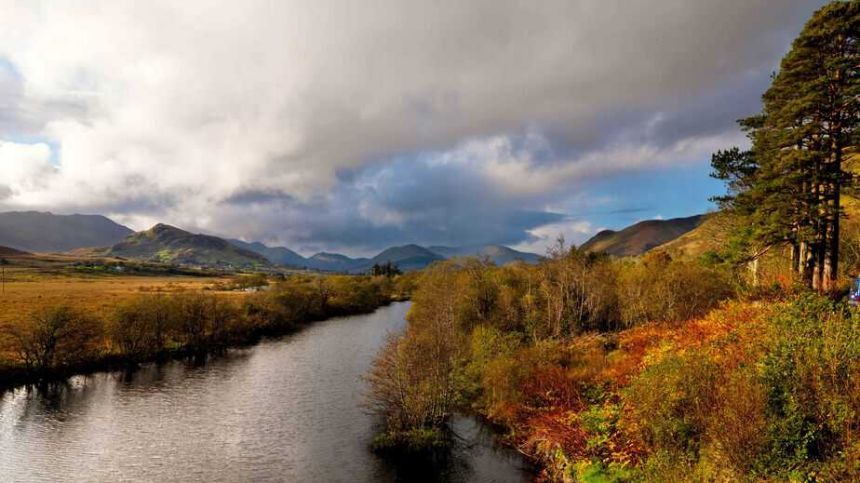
[0,258,8,295]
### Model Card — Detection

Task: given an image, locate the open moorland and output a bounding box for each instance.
[0,255,229,326]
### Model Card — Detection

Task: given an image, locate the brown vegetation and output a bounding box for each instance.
[0,270,416,388]
[365,246,735,457]
[367,241,860,480]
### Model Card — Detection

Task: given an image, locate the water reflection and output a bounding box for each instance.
[0,302,532,482]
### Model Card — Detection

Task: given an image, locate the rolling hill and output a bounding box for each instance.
[656,194,860,261]
[107,224,270,268]
[362,244,444,272]
[0,211,133,252]
[307,252,370,272]
[652,213,734,259]
[429,245,542,265]
[229,239,307,267]
[0,245,31,257]
[580,215,704,257]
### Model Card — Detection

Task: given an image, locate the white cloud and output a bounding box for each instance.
[513,219,600,255]
[0,140,55,200]
[0,0,825,247]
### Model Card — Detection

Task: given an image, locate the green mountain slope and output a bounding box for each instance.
[108,224,270,268]
[361,244,444,272]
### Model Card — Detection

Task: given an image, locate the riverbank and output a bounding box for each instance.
[0,272,414,392]
[366,258,860,481]
[0,302,532,482]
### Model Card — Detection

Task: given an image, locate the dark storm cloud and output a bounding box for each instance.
[224,189,296,206]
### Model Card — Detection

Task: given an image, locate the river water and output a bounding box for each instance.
[0,302,532,482]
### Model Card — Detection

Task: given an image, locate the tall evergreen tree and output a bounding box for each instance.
[712,1,859,291]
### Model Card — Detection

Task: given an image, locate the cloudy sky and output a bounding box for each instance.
[0,0,827,256]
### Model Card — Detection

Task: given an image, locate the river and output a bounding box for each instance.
[0,302,532,482]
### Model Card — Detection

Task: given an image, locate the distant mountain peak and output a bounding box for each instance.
[427,244,541,265]
[311,252,353,261]
[108,224,269,268]
[149,222,174,231]
[0,211,133,253]
[580,215,703,257]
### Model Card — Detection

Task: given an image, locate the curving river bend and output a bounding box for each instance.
[0,302,532,482]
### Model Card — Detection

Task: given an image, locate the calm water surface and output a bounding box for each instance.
[0,302,532,482]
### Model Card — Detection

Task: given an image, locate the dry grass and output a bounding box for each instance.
[0,258,232,326]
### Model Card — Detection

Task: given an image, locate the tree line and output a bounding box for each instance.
[0,273,414,384]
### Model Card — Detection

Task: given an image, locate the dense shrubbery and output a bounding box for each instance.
[619,296,860,481]
[0,273,409,381]
[366,247,736,452]
[367,248,860,480]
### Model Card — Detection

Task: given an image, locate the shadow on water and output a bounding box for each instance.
[377,416,535,483]
[0,302,532,482]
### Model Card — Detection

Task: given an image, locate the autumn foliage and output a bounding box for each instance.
[367,246,860,480]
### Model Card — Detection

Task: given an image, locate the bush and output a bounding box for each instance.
[366,264,468,438]
[458,325,522,410]
[5,305,104,371]
[624,351,719,457]
[242,291,297,331]
[703,368,768,477]
[758,296,860,474]
[366,321,466,435]
[108,295,172,357]
[618,254,734,326]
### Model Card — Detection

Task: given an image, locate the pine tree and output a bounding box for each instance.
[712,1,859,291]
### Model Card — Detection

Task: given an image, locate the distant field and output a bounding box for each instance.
[0,274,232,325]
[0,255,233,325]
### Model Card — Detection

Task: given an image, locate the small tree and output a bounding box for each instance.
[5,305,103,372]
[371,261,402,277]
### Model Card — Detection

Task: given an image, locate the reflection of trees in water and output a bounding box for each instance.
[377,415,532,483]
[380,443,472,483]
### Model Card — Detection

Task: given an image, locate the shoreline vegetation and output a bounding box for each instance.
[0,272,416,392]
[366,250,860,481]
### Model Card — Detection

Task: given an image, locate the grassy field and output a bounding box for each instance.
[0,274,230,325]
[0,253,232,326]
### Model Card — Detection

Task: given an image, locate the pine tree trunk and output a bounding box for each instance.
[749,257,759,287]
[827,137,843,291]
[814,222,826,292]
[791,241,800,273]
[800,241,813,286]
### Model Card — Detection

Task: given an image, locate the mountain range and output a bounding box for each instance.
[579,214,704,257]
[0,210,710,268]
[233,241,540,272]
[0,211,133,252]
[0,211,541,271]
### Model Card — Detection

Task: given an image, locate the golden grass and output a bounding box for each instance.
[0,268,231,326]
